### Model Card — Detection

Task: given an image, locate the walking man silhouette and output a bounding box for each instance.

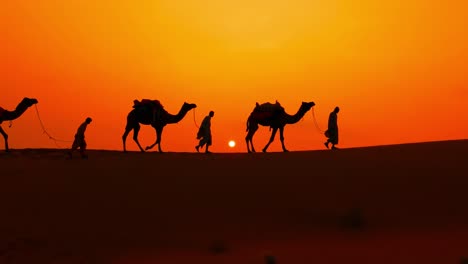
[196,111,214,153]
[68,117,92,159]
[325,107,339,150]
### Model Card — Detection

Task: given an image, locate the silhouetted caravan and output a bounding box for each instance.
[0,97,38,152]
[245,101,315,153]
[122,100,197,153]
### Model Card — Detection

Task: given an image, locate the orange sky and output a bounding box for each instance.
[2,0,467,153]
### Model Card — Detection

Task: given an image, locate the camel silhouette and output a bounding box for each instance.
[122,101,197,153]
[0,97,38,152]
[245,101,315,153]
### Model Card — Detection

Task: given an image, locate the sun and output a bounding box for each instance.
[228,140,236,148]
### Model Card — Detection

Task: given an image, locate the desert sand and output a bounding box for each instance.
[1,139,467,264]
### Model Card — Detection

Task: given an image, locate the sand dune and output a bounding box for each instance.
[1,140,467,263]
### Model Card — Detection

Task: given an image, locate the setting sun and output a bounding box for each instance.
[228,140,236,148]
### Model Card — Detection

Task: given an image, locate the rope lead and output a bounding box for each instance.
[34,105,73,148]
[192,108,200,129]
[311,107,325,134]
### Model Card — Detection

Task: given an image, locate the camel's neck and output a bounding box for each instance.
[1,102,32,121]
[284,106,309,124]
[164,106,190,124]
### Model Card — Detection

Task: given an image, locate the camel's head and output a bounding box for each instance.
[183,102,197,111]
[23,97,38,107]
[302,101,315,111]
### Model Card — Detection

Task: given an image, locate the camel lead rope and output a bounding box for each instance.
[34,105,73,147]
[192,108,200,129]
[311,107,325,134]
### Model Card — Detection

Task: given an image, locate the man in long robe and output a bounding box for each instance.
[68,117,92,158]
[325,107,340,150]
[195,111,214,153]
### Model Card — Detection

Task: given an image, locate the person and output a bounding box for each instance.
[195,111,214,153]
[68,117,92,159]
[325,107,339,150]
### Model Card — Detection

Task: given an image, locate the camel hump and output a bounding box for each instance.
[133,99,164,109]
[254,101,284,113]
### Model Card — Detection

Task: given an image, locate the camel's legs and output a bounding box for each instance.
[249,130,257,153]
[279,126,288,152]
[122,127,131,152]
[156,127,164,153]
[122,121,139,153]
[262,127,278,153]
[131,124,145,152]
[145,126,158,151]
[245,131,251,153]
[245,135,251,153]
[145,126,164,153]
[0,125,9,152]
[245,123,258,153]
[248,136,256,153]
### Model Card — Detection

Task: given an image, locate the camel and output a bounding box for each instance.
[245,101,315,153]
[0,97,39,152]
[122,101,197,153]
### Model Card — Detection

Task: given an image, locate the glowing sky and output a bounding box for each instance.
[2,0,467,152]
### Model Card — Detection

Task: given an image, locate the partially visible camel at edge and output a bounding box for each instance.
[0,97,39,152]
[122,101,197,153]
[245,101,315,153]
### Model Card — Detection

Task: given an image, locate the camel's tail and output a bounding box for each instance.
[246,117,250,132]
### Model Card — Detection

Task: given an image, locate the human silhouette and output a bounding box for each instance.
[133,99,163,123]
[68,117,92,159]
[195,110,214,153]
[0,97,38,152]
[325,106,340,150]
